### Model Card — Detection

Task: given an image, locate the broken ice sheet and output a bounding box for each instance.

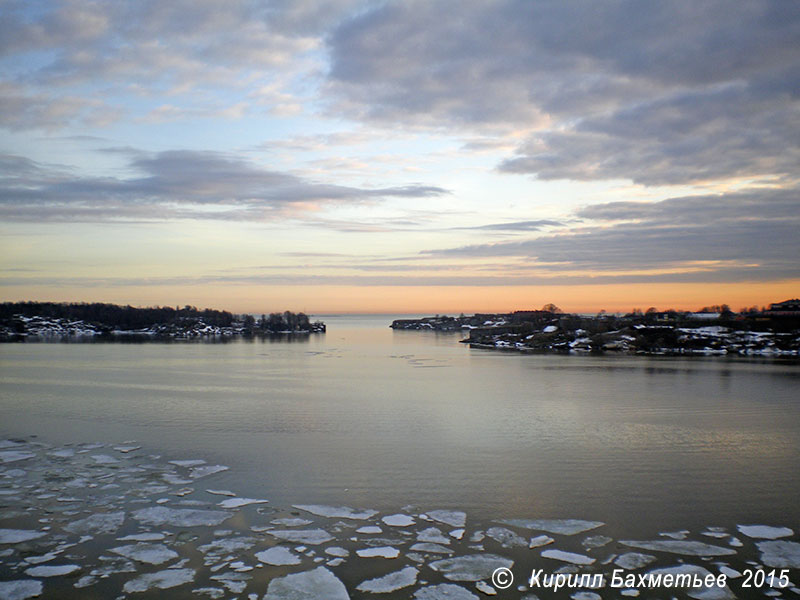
[414,583,479,599]
[417,527,451,544]
[382,513,415,527]
[430,554,513,581]
[0,529,48,544]
[132,506,231,527]
[264,566,349,600]
[356,546,400,558]
[189,465,229,479]
[271,517,312,527]
[255,546,302,566]
[0,451,36,464]
[267,529,334,545]
[757,540,800,568]
[737,525,793,539]
[0,580,43,600]
[123,568,196,593]
[498,518,604,535]
[292,504,378,520]
[217,497,269,509]
[427,510,467,528]
[357,525,383,534]
[24,564,81,577]
[648,565,735,600]
[485,527,527,548]
[64,511,125,535]
[541,549,595,565]
[614,552,657,569]
[529,534,554,548]
[357,566,419,593]
[110,543,178,565]
[620,539,736,556]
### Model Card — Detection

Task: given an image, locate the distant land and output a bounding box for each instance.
[0,302,325,341]
[392,299,800,357]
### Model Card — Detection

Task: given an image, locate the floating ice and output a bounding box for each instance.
[0,529,47,544]
[210,572,251,594]
[382,514,415,527]
[117,533,165,542]
[357,526,383,534]
[414,583,479,599]
[427,510,467,528]
[324,547,349,557]
[486,527,527,548]
[218,497,269,509]
[123,568,196,593]
[267,529,334,545]
[614,552,657,569]
[357,566,418,593]
[737,525,793,539]
[647,565,735,600]
[293,504,378,520]
[64,511,125,535]
[430,554,514,582]
[418,527,451,544]
[541,549,595,565]
[498,519,603,535]
[475,581,496,596]
[357,546,400,558]
[529,535,555,548]
[24,564,80,577]
[199,537,257,555]
[23,552,59,565]
[206,489,236,497]
[113,445,140,453]
[0,451,35,464]
[571,593,601,600]
[90,454,119,464]
[132,506,231,527]
[189,465,229,479]
[410,542,454,554]
[255,546,301,566]
[263,566,349,600]
[0,580,43,600]
[620,540,736,556]
[169,459,206,467]
[582,535,613,549]
[272,518,313,527]
[450,529,465,540]
[110,543,178,565]
[757,540,800,568]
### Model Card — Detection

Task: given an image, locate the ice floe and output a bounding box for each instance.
[24,564,80,577]
[414,583,479,599]
[357,525,383,534]
[429,554,513,581]
[272,517,313,527]
[122,568,196,593]
[418,527,451,544]
[485,526,528,548]
[110,543,178,565]
[218,497,269,509]
[357,566,419,593]
[614,552,657,569]
[189,465,229,479]
[427,510,467,528]
[293,504,378,520]
[255,546,302,566]
[267,528,334,545]
[620,540,737,556]
[263,566,349,600]
[757,540,800,568]
[648,565,735,600]
[0,529,47,544]
[737,525,794,539]
[382,513,415,527]
[0,451,35,464]
[529,534,555,548]
[64,511,125,535]
[357,546,400,558]
[0,580,43,600]
[498,519,604,535]
[132,506,231,527]
[541,549,595,565]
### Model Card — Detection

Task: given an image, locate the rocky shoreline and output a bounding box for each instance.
[391,311,800,357]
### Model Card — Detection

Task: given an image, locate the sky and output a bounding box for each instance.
[1,0,798,314]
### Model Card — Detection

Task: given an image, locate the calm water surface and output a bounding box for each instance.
[1,315,798,538]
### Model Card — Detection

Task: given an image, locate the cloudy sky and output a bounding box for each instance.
[1,0,798,313]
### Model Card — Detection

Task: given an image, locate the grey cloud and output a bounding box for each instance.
[0,150,448,222]
[422,188,800,282]
[327,0,800,185]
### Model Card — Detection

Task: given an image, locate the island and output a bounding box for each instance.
[0,302,325,341]
[391,300,800,357]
